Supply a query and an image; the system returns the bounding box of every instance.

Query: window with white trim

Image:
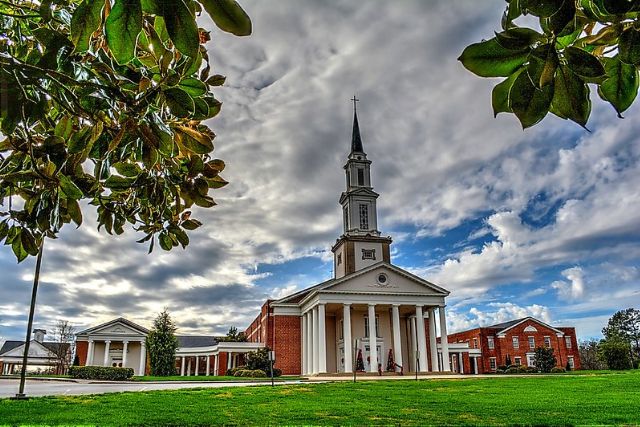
[565,336,572,348]
[512,336,519,349]
[568,356,575,369]
[487,336,495,349]
[489,357,497,371]
[364,315,380,338]
[359,204,369,230]
[514,357,521,366]
[528,336,535,349]
[544,336,551,348]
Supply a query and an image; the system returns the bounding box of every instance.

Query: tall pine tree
[146,309,179,376]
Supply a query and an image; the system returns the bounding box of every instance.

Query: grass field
[133,375,300,382]
[1,370,639,425]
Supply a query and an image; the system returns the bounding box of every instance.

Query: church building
[245,103,468,375]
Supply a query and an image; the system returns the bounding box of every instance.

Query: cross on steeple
[350,95,363,154]
[351,95,359,113]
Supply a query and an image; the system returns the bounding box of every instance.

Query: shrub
[533,347,557,373]
[233,369,266,378]
[598,336,632,370]
[551,367,566,373]
[69,366,134,381]
[497,365,508,371]
[226,367,243,377]
[505,366,526,374]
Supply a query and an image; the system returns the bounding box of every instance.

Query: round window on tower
[377,273,388,285]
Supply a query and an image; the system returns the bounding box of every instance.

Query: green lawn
[133,375,300,382]
[1,370,639,425]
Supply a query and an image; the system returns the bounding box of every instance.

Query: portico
[76,318,149,376]
[175,341,264,376]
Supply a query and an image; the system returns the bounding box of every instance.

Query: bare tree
[50,320,75,375]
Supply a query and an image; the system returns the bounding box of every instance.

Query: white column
[195,356,199,376]
[122,341,129,368]
[318,303,327,374]
[473,357,478,374]
[415,306,427,372]
[459,353,464,374]
[206,355,210,376]
[87,340,94,365]
[214,354,219,376]
[103,340,111,367]
[368,304,378,373]
[391,304,402,373]
[180,356,185,376]
[409,316,416,372]
[226,352,232,371]
[439,306,451,372]
[302,313,308,375]
[139,341,146,376]
[312,306,319,374]
[187,358,191,376]
[428,308,439,372]
[306,312,313,374]
[343,304,352,373]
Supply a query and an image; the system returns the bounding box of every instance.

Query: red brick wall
[273,315,302,375]
[217,352,228,376]
[447,319,581,372]
[76,340,89,366]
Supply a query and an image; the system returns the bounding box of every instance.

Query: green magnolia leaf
[105,0,143,65]
[59,174,84,200]
[163,0,200,58]
[510,68,554,129]
[545,0,576,34]
[178,78,207,97]
[176,126,214,154]
[141,0,162,14]
[21,229,39,256]
[503,0,523,29]
[12,230,29,263]
[458,38,529,78]
[159,231,172,251]
[104,175,135,191]
[523,0,565,17]
[164,88,195,118]
[70,0,104,52]
[619,28,640,66]
[200,0,252,36]
[181,219,202,230]
[67,199,83,227]
[207,75,226,86]
[113,162,142,177]
[599,55,639,117]
[492,68,523,116]
[564,46,606,82]
[495,28,543,50]
[551,65,591,127]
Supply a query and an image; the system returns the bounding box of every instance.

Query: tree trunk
[14,238,44,399]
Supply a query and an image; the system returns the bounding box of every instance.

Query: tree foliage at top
[459,0,640,129]
[533,346,557,372]
[217,326,247,342]
[598,334,633,369]
[146,309,179,376]
[602,308,640,358]
[0,0,252,262]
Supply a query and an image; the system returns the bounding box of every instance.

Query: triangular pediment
[339,187,379,204]
[76,318,148,337]
[1,341,54,358]
[322,263,449,296]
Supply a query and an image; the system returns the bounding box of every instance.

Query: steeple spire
[351,95,364,154]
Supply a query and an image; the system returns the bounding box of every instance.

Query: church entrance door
[363,343,383,372]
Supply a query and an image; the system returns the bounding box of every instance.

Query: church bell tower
[332,97,392,279]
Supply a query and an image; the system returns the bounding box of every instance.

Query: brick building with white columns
[245,103,463,375]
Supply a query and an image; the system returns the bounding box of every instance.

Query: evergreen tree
[355,349,365,371]
[602,308,640,363]
[533,346,557,373]
[146,309,179,376]
[598,336,633,370]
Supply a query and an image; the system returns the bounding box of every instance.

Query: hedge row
[69,366,134,381]
[233,369,267,378]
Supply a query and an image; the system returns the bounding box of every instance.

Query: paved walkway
[0,379,302,398]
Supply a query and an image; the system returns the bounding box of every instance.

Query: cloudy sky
[2,0,639,342]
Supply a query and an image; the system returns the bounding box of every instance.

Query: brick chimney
[33,329,46,343]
